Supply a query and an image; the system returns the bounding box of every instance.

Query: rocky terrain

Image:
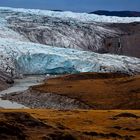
[0,70,13,91]
[0,110,140,140]
[2,73,140,110]
[104,22,140,58]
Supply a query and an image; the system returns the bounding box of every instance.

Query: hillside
[31,73,140,109]
[91,11,140,17]
[0,110,140,140]
[2,73,140,110]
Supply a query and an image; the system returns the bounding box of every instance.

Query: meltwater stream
[0,75,45,109]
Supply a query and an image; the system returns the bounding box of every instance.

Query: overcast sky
[0,0,139,12]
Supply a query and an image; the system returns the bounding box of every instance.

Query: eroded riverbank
[1,73,140,110]
[1,74,89,109]
[0,75,45,109]
[3,72,140,110]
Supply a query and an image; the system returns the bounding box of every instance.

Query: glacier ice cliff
[0,7,140,76]
[0,38,140,75]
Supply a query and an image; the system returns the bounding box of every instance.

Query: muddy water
[0,75,45,109]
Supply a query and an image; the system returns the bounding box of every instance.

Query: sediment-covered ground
[2,73,140,110]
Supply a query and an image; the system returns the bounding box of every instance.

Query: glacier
[0,7,140,76]
[0,38,140,75]
[0,7,120,51]
[0,7,140,23]
[0,7,140,58]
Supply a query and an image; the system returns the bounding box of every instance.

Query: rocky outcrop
[103,22,140,58]
[0,70,14,91]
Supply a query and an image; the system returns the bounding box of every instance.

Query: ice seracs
[0,7,140,57]
[0,7,140,76]
[0,38,140,76]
